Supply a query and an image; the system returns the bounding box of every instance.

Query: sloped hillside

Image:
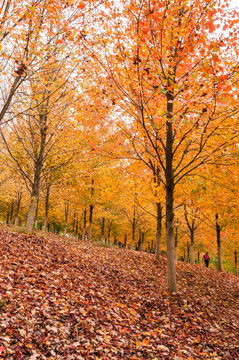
[0,229,238,359]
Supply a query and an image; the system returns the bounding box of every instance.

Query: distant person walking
[202,252,210,267]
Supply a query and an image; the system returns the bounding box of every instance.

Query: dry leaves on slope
[0,229,238,359]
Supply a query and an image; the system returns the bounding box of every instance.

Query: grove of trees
[0,0,239,292]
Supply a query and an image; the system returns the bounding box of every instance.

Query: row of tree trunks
[5,189,233,276]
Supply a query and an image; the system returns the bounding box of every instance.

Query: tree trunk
[26,177,40,233]
[64,201,69,237]
[132,207,136,250]
[141,232,145,250]
[26,113,47,234]
[124,233,127,248]
[174,226,178,261]
[44,185,50,232]
[75,217,78,238]
[187,242,190,263]
[190,225,195,265]
[88,204,94,240]
[151,239,154,253]
[155,202,162,261]
[14,192,22,226]
[82,208,87,240]
[34,196,39,230]
[6,211,9,224]
[107,221,112,245]
[72,210,76,233]
[88,178,94,241]
[165,95,177,292]
[10,201,14,223]
[137,230,141,251]
[101,216,105,242]
[216,213,222,271]
[114,235,117,246]
[235,250,238,276]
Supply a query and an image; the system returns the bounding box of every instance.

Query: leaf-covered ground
[0,229,238,360]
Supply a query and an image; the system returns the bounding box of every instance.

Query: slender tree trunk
[155,202,162,261]
[88,179,94,241]
[187,243,190,263]
[174,226,178,261]
[6,211,9,224]
[107,221,112,245]
[72,211,75,233]
[141,232,145,250]
[198,251,200,263]
[14,192,22,226]
[151,239,154,252]
[190,225,195,265]
[26,113,47,234]
[88,204,94,240]
[34,196,39,230]
[27,194,37,233]
[124,233,127,248]
[64,201,69,237]
[235,250,238,276]
[82,208,87,240]
[75,217,78,238]
[137,230,141,250]
[101,216,105,242]
[165,95,177,292]
[44,185,50,232]
[114,235,117,246]
[26,174,40,233]
[132,207,136,250]
[10,200,14,223]
[216,213,222,271]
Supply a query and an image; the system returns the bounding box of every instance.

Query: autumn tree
[84,0,239,292]
[0,61,81,232]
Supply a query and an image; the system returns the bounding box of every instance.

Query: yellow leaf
[135,341,141,348]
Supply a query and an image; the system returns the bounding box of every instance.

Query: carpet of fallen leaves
[0,229,238,360]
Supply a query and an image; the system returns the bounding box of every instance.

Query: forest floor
[0,228,238,360]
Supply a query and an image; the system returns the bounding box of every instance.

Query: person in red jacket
[202,252,210,267]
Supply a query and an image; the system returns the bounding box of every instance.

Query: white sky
[229,0,239,9]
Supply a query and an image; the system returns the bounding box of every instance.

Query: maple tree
[84,0,239,292]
